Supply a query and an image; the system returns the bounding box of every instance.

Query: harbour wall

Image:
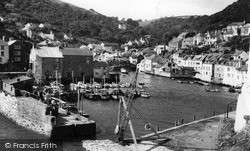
[0,91,54,137]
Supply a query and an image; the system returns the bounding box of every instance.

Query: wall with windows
[0,40,9,64]
[200,63,213,82]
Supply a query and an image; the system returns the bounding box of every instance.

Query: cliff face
[0,92,54,136]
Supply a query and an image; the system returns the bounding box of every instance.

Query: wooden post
[156,126,159,131]
[213,110,215,116]
[193,115,196,121]
[181,118,184,125]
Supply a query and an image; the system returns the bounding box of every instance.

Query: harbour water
[0,72,238,150]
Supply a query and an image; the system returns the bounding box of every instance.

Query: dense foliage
[0,0,144,44]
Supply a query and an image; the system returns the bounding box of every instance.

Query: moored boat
[99,88,111,100]
[120,68,128,74]
[137,82,146,88]
[140,90,151,98]
[204,88,220,93]
[110,88,124,100]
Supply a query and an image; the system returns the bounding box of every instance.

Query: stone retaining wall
[0,91,54,136]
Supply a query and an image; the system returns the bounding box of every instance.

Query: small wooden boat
[121,68,128,74]
[137,82,146,88]
[204,88,220,93]
[229,87,241,93]
[111,88,124,100]
[99,88,110,100]
[140,91,150,98]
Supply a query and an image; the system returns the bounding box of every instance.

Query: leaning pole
[234,43,250,132]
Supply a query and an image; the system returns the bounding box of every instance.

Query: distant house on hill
[193,33,205,45]
[168,38,182,50]
[227,22,245,36]
[39,31,54,40]
[182,37,193,48]
[241,23,250,36]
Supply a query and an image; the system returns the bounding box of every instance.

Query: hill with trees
[144,0,250,44]
[0,0,144,44]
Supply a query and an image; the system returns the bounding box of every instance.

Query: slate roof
[232,50,244,56]
[169,38,182,43]
[228,22,245,27]
[237,65,248,71]
[34,47,63,58]
[3,76,33,85]
[61,47,92,56]
[152,55,165,63]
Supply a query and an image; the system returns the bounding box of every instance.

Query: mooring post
[193,115,196,121]
[181,118,184,125]
[213,110,215,116]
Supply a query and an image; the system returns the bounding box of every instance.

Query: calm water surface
[0,72,238,150]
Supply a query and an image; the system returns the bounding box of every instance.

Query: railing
[174,100,238,127]
[226,100,237,118]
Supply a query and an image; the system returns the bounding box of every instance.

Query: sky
[60,0,237,20]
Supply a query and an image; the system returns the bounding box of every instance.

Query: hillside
[0,0,142,44]
[144,0,250,43]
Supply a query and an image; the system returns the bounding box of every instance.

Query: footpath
[82,111,236,151]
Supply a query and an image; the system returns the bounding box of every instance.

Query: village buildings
[30,46,63,82]
[60,47,93,83]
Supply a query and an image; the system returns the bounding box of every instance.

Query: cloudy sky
[61,0,237,20]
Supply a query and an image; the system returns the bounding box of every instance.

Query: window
[14,51,20,55]
[1,46,4,50]
[1,51,4,56]
[95,72,98,75]
[0,58,2,63]
[55,58,59,62]
[219,74,221,77]
[227,73,230,77]
[86,57,90,64]
[14,45,21,49]
[227,68,230,71]
[14,57,20,61]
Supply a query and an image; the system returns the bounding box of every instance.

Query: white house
[0,39,9,64]
[144,54,156,72]
[192,55,207,79]
[227,22,245,36]
[137,59,146,72]
[223,59,243,86]
[201,53,223,82]
[240,23,250,36]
